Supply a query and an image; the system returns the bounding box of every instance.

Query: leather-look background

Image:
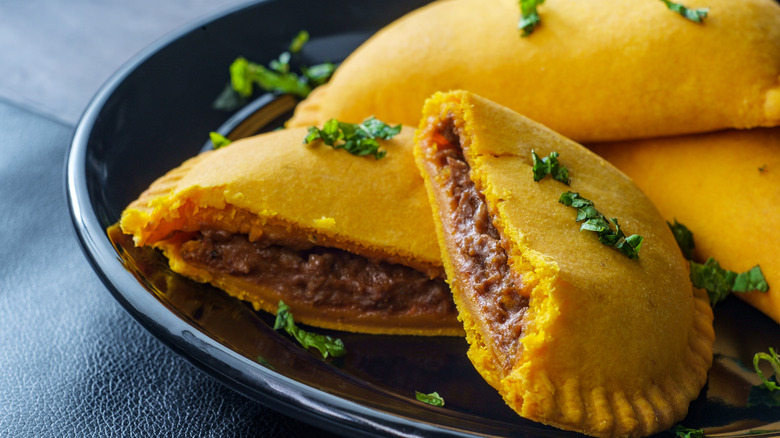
[0,1,337,436]
[0,99,335,438]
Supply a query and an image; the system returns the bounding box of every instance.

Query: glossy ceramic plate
[67,1,780,436]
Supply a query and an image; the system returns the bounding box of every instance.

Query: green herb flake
[671,424,705,438]
[667,219,695,260]
[660,0,709,23]
[667,220,769,304]
[304,117,401,160]
[268,51,291,74]
[415,391,445,407]
[558,191,643,259]
[289,30,309,54]
[748,348,780,407]
[531,150,570,184]
[209,132,232,149]
[754,348,780,391]
[273,301,346,359]
[229,56,254,97]
[690,258,768,306]
[517,0,545,37]
[219,31,334,106]
[230,56,312,98]
[301,63,336,87]
[733,265,769,293]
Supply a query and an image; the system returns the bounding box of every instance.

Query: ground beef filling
[179,229,455,317]
[428,118,529,363]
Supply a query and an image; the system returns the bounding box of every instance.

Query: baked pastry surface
[288,0,780,142]
[120,127,462,336]
[590,128,780,324]
[414,90,714,437]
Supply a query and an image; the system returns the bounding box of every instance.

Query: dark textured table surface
[0,2,337,436]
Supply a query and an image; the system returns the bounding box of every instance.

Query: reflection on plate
[67,1,780,436]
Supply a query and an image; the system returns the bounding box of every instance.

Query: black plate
[67,1,780,436]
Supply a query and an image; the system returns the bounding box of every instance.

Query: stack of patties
[116,0,780,436]
[288,0,780,323]
[118,92,716,437]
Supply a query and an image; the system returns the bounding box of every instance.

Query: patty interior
[423,116,529,367]
[179,228,457,318]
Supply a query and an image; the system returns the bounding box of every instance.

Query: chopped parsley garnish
[517,0,545,36]
[672,425,704,438]
[558,191,643,259]
[748,348,780,407]
[732,266,770,293]
[690,258,768,306]
[531,150,570,184]
[667,219,695,260]
[273,301,346,359]
[754,348,780,391]
[288,29,309,54]
[304,117,401,160]
[415,391,445,407]
[213,30,335,110]
[660,0,709,23]
[667,220,769,305]
[229,55,328,99]
[209,132,232,149]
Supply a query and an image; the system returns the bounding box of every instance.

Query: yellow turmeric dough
[414,90,713,437]
[119,126,463,336]
[590,128,780,324]
[288,0,780,143]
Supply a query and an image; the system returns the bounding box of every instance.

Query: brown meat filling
[179,229,456,317]
[425,117,528,365]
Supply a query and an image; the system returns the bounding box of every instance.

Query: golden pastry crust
[414,90,714,437]
[120,126,463,336]
[289,0,780,142]
[590,128,780,324]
